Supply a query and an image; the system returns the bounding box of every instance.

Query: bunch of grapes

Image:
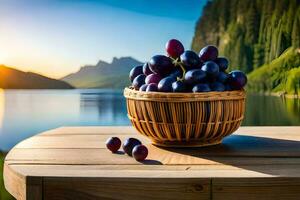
[129,39,247,93]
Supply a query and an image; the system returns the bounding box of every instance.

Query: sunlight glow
[0,0,204,78]
[0,89,5,130]
[0,50,8,64]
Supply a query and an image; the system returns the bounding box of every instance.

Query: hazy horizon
[0,0,207,79]
[1,55,143,79]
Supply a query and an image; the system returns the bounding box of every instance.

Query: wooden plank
[39,126,300,136]
[26,177,43,200]
[15,131,300,147]
[3,163,26,200]
[43,177,210,200]
[5,147,300,167]
[212,178,300,200]
[12,133,300,157]
[3,163,43,200]
[235,126,300,135]
[7,164,300,178]
[40,126,138,135]
[5,162,300,200]
[14,134,149,149]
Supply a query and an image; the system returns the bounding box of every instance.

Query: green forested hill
[192,0,300,95]
[248,48,300,95]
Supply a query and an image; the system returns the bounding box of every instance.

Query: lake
[0,89,299,151]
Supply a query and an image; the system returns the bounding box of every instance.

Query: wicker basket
[124,87,246,147]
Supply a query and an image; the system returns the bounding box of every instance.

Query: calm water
[0,89,299,151]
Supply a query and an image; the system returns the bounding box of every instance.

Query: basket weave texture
[124,87,246,147]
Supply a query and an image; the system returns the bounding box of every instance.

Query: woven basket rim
[124,87,246,101]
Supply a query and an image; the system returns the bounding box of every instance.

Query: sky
[0,0,207,78]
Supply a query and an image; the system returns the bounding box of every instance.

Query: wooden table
[3,126,300,200]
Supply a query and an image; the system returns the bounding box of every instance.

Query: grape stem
[171,58,186,82]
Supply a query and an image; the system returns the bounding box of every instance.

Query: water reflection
[0,89,4,129]
[80,91,128,125]
[243,94,300,126]
[0,89,299,151]
[284,97,300,123]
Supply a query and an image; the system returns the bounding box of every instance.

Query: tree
[292,10,300,48]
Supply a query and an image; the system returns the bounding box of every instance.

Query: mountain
[192,0,300,95]
[0,65,74,89]
[62,57,143,88]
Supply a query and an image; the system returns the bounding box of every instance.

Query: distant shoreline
[269,92,299,99]
[249,91,299,99]
[0,88,299,99]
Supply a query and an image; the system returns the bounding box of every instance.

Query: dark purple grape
[201,61,219,78]
[172,81,187,92]
[184,85,194,92]
[215,57,229,71]
[199,45,218,62]
[228,70,247,90]
[184,69,206,85]
[149,55,174,76]
[145,73,162,84]
[169,68,183,79]
[123,138,142,156]
[132,74,146,90]
[146,83,158,92]
[139,84,148,91]
[106,137,121,153]
[143,62,152,75]
[216,72,229,83]
[180,50,201,70]
[129,65,143,82]
[132,144,148,161]
[192,84,211,92]
[224,84,233,91]
[165,39,184,58]
[158,76,176,92]
[210,82,225,92]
